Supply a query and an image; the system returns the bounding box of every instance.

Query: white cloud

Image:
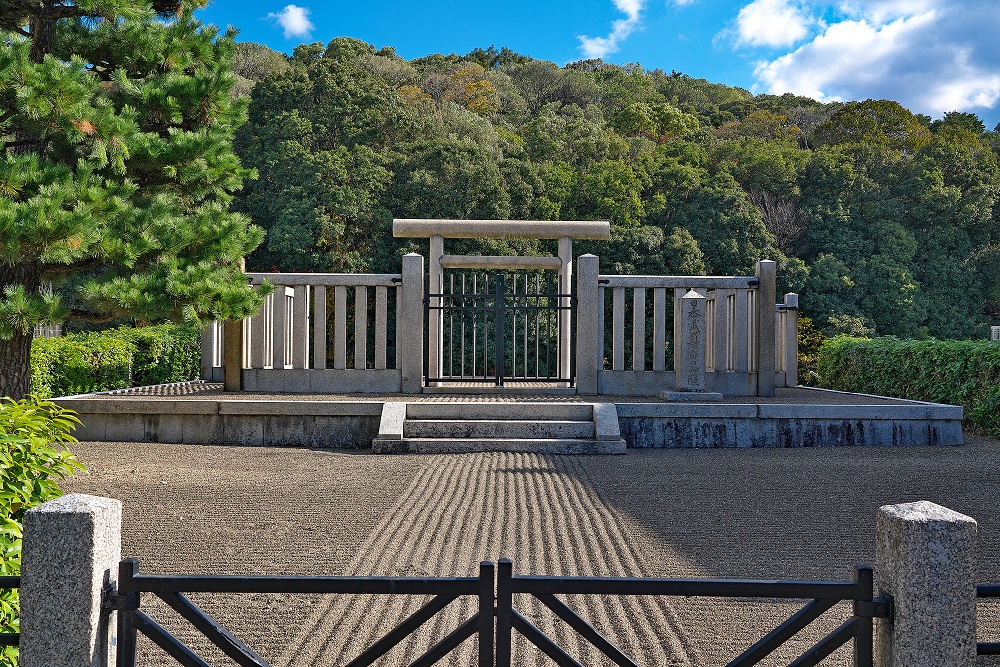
[266,4,315,39]
[751,0,1000,119]
[733,0,813,47]
[578,0,646,59]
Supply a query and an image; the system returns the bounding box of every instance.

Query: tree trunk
[0,264,41,400]
[0,332,33,399]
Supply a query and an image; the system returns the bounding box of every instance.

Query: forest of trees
[232,39,1000,340]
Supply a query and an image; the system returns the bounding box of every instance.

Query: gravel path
[61,433,1000,666]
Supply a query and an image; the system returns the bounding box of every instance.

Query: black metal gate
[104,558,888,667]
[425,271,574,386]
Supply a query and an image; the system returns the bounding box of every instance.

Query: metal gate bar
[0,575,20,649]
[979,584,1000,655]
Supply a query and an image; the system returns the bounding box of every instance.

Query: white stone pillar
[676,290,707,392]
[428,234,444,382]
[575,254,600,394]
[400,253,425,393]
[992,325,1000,341]
[20,494,122,667]
[875,501,978,667]
[557,236,573,380]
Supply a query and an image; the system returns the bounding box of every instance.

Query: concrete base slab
[55,382,965,450]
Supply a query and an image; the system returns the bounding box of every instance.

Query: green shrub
[797,316,827,387]
[0,397,86,667]
[30,323,201,398]
[818,337,1000,435]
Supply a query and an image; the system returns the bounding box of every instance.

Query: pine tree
[0,0,265,398]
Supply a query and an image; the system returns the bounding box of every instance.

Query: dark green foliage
[232,39,1000,340]
[29,323,200,398]
[0,396,86,667]
[1,0,266,399]
[817,337,1000,435]
[796,316,826,386]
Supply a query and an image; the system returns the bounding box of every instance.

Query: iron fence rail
[9,564,1000,661]
[0,575,19,648]
[106,558,886,667]
[978,584,1000,655]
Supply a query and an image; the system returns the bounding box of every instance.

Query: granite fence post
[575,254,600,395]
[875,501,978,667]
[400,252,425,393]
[20,493,122,667]
[755,259,777,397]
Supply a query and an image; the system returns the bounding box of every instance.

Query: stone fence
[202,255,799,397]
[17,494,981,667]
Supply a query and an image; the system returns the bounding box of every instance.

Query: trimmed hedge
[818,337,1000,436]
[30,323,201,398]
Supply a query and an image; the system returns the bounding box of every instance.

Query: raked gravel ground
[61,433,1000,666]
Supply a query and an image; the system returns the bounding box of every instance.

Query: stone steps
[404,419,595,440]
[372,402,626,454]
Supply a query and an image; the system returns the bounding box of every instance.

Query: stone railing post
[781,293,798,387]
[223,259,248,391]
[676,290,707,392]
[875,501,978,667]
[400,253,425,393]
[575,254,600,395]
[755,260,776,397]
[992,325,1000,341]
[223,318,243,391]
[20,493,122,667]
[557,236,573,380]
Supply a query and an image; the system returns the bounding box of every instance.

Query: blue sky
[196,0,1000,128]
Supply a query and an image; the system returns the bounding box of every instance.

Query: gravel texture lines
[60,433,1000,666]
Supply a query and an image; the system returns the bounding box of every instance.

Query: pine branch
[41,258,107,279]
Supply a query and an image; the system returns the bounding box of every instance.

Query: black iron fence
[979,584,1000,655]
[0,575,19,649]
[109,558,494,667]
[104,558,890,667]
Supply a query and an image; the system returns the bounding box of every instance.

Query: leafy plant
[818,337,1000,435]
[0,397,86,667]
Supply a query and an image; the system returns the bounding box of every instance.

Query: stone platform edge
[53,383,965,448]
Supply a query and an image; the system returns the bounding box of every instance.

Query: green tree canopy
[0,0,264,398]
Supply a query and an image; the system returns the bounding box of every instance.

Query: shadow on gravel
[564,433,1000,582]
